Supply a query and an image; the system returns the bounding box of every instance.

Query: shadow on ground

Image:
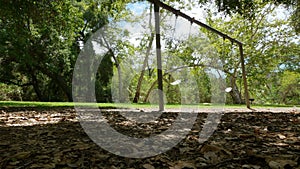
[0,107,299,168]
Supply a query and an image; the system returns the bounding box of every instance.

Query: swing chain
[172,15,178,38]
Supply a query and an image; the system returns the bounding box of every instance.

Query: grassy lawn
[0,101,297,109]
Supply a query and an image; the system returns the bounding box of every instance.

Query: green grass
[0,101,198,109]
[0,101,226,108]
[0,101,74,107]
[0,101,113,108]
[249,104,298,108]
[224,103,298,108]
[0,101,298,109]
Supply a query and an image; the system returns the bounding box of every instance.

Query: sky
[126,1,207,21]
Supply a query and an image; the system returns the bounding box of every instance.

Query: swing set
[148,0,251,110]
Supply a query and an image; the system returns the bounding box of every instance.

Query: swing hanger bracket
[189,17,195,25]
[175,9,180,17]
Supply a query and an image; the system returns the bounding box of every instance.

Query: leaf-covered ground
[0,107,299,169]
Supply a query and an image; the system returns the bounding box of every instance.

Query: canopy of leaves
[200,2,299,104]
[0,0,129,101]
[194,0,299,33]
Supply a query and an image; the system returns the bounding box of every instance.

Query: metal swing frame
[149,0,251,110]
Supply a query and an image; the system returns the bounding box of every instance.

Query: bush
[0,83,23,101]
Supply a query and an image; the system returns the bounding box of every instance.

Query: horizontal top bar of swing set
[147,0,243,46]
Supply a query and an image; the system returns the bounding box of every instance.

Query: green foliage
[195,0,299,33]
[0,83,22,101]
[95,53,114,102]
[201,2,299,104]
[192,68,212,103]
[279,71,300,104]
[0,0,81,101]
[1,0,298,106]
[0,0,129,102]
[198,0,295,15]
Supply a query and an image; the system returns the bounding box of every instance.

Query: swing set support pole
[148,0,251,109]
[239,44,250,108]
[154,3,164,111]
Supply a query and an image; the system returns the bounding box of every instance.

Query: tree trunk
[229,76,243,104]
[30,72,46,102]
[133,4,154,103]
[55,75,73,102]
[36,65,73,102]
[100,34,124,102]
[116,64,124,102]
[144,80,157,103]
[133,33,155,103]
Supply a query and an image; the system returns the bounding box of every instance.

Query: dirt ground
[0,107,299,169]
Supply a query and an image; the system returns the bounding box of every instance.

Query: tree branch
[250,4,276,40]
[0,79,32,87]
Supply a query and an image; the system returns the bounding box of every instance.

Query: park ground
[0,103,299,168]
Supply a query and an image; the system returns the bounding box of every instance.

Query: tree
[0,0,129,101]
[196,0,299,33]
[279,71,300,104]
[0,0,80,101]
[133,4,155,103]
[201,2,299,104]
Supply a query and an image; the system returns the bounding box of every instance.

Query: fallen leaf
[169,160,196,169]
[277,134,286,139]
[143,164,155,169]
[12,151,31,159]
[242,164,261,169]
[268,160,297,169]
